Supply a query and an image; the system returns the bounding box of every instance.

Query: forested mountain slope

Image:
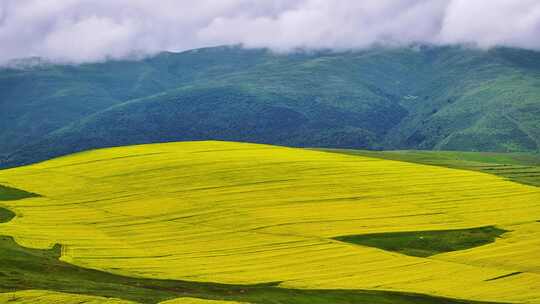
[1,46,539,167]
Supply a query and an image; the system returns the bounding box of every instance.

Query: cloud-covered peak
[2,0,540,64]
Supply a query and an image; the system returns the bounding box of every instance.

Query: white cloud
[439,0,540,49]
[1,0,539,64]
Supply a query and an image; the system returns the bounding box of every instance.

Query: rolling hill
[1,45,540,168]
[316,149,540,187]
[1,141,539,303]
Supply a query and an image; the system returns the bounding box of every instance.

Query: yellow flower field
[0,141,539,303]
[0,290,243,304]
[0,290,134,303]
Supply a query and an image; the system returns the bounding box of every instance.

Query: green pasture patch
[335,226,507,257]
[0,185,41,201]
[0,207,15,223]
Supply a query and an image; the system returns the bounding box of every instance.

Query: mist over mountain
[1,45,539,168]
[2,0,540,65]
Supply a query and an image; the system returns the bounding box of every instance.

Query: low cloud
[1,0,540,64]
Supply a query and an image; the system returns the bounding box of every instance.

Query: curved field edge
[0,205,506,304]
[0,141,539,303]
[314,149,540,187]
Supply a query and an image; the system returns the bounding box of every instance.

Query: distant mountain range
[1,45,539,168]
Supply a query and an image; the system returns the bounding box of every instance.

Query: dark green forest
[1,45,539,168]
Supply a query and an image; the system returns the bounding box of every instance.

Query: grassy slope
[1,141,539,303]
[2,46,540,168]
[315,149,540,186]
[385,48,540,152]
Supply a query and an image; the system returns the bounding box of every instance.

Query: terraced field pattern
[1,141,539,303]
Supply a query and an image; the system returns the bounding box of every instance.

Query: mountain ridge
[1,45,539,168]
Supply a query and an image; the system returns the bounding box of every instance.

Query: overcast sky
[1,0,540,64]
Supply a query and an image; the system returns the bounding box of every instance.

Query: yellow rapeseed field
[0,141,539,303]
[0,290,134,303]
[0,291,243,304]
